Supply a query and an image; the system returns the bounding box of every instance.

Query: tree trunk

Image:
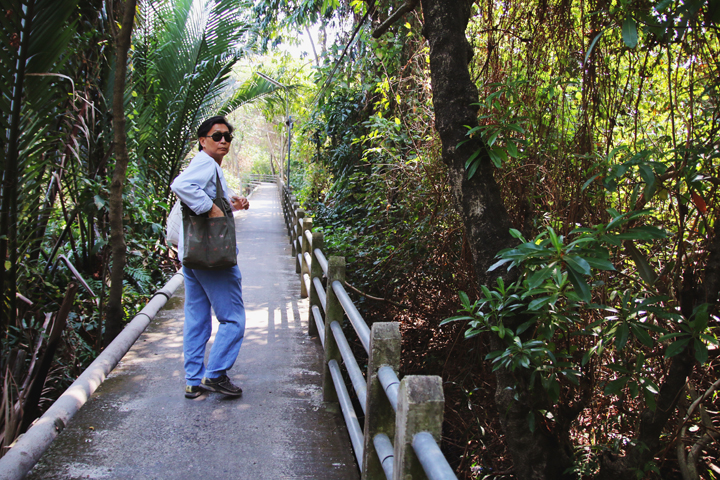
[104,0,137,347]
[0,0,36,340]
[419,0,574,477]
[419,0,515,284]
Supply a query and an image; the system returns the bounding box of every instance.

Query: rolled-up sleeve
[170,153,216,215]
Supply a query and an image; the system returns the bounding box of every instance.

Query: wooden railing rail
[277,181,457,480]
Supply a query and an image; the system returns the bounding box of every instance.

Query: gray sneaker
[185,385,204,399]
[201,375,243,397]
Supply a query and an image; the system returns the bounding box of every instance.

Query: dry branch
[372,0,419,38]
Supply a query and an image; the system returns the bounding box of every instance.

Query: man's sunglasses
[203,132,233,142]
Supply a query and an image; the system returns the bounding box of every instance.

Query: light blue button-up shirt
[170,150,235,259]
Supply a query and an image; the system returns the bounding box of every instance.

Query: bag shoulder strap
[214,169,225,201]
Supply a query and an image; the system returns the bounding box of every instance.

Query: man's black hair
[197,116,234,151]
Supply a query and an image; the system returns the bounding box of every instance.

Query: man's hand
[208,204,224,218]
[230,195,249,211]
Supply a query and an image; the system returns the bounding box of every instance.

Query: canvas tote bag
[181,171,237,270]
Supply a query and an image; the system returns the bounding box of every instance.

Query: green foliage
[463,79,529,176]
[128,0,279,201]
[266,0,719,473]
[445,210,718,456]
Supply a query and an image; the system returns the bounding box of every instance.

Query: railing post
[283,188,292,235]
[322,256,345,402]
[282,187,292,235]
[362,322,401,480]
[393,376,445,480]
[300,218,313,298]
[308,231,324,336]
[293,208,304,262]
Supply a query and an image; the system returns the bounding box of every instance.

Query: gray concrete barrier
[0,272,185,480]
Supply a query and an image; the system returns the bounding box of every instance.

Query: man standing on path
[171,116,250,399]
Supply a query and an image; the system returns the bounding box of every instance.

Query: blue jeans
[182,265,245,386]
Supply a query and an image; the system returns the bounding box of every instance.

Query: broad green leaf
[600,234,623,246]
[644,387,657,410]
[604,376,629,395]
[467,159,481,179]
[624,241,658,285]
[635,352,645,372]
[486,131,499,147]
[488,149,502,168]
[694,339,708,364]
[690,304,709,331]
[606,211,627,230]
[567,266,591,302]
[485,350,503,360]
[465,329,481,339]
[528,296,553,311]
[608,362,632,374]
[584,257,616,271]
[615,322,630,350]
[564,255,591,276]
[516,319,537,335]
[658,332,685,342]
[641,378,660,395]
[630,323,654,348]
[665,338,690,358]
[582,173,602,191]
[509,228,526,241]
[465,149,481,169]
[638,164,655,187]
[584,28,607,65]
[639,164,656,200]
[440,315,474,325]
[622,17,638,48]
[528,266,554,289]
[563,370,580,386]
[547,378,560,403]
[488,258,511,272]
[615,226,667,241]
[507,141,519,158]
[548,227,562,253]
[699,334,719,345]
[492,146,508,163]
[94,195,106,210]
[527,411,536,432]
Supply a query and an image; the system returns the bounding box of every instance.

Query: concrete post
[322,256,345,403]
[293,208,304,261]
[300,218,313,298]
[362,323,401,480]
[308,231,324,336]
[393,376,445,480]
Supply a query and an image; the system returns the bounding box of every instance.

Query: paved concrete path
[27,184,359,480]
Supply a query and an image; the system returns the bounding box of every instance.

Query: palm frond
[129,0,265,197]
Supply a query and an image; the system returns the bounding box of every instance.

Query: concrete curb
[0,272,185,480]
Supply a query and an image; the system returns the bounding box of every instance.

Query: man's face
[199,123,232,163]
